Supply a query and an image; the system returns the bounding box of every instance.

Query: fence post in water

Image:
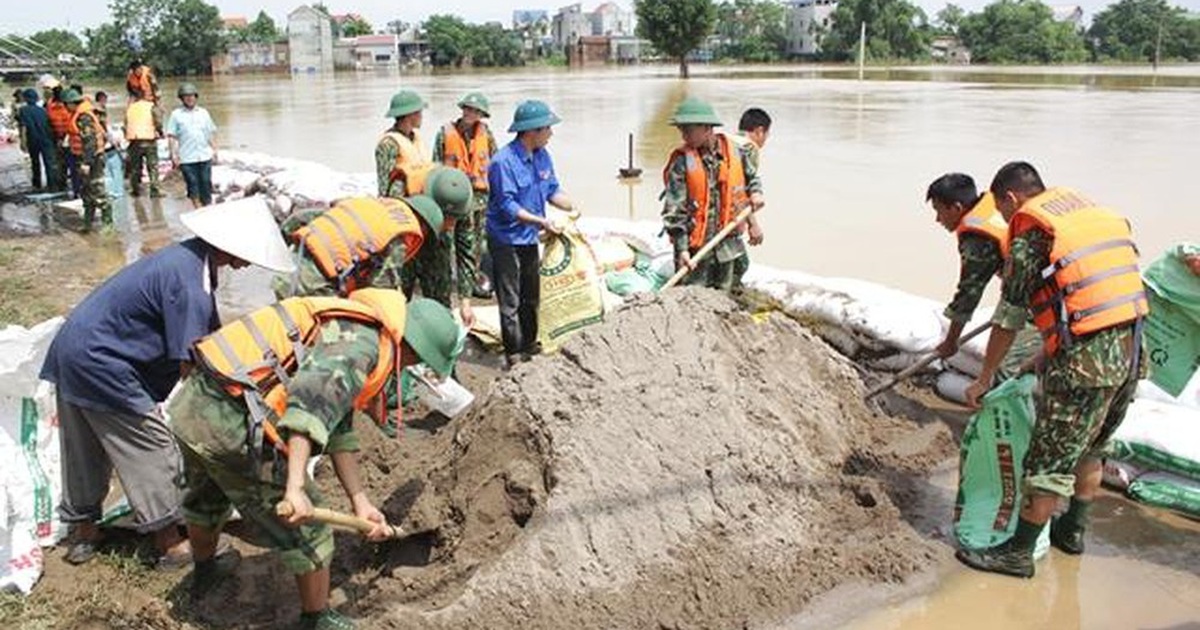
[618,132,642,179]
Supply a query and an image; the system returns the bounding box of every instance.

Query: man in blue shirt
[40,197,293,568]
[486,100,576,366]
[15,88,58,191]
[166,82,218,208]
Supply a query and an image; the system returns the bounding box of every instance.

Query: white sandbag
[1136,372,1200,411]
[1102,459,1143,491]
[743,265,947,356]
[590,237,636,274]
[576,217,671,258]
[936,369,975,405]
[1108,397,1200,481]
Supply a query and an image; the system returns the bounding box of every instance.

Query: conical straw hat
[179,196,295,273]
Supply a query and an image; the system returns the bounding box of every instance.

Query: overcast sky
[5,0,1199,34]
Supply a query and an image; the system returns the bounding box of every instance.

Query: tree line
[636,0,1200,74]
[17,0,1200,77]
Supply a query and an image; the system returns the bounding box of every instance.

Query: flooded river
[90,63,1200,303]
[25,64,1200,628]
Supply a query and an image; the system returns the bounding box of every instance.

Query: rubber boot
[956,518,1041,578]
[1050,497,1091,555]
[299,608,356,630]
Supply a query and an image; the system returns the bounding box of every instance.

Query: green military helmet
[423,167,472,219]
[669,97,722,127]
[405,195,445,234]
[508,99,561,133]
[386,90,426,119]
[457,91,490,117]
[177,82,199,98]
[404,297,461,377]
[61,88,84,104]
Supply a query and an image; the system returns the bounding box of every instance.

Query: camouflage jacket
[993,228,1144,389]
[945,232,1005,323]
[77,109,104,161]
[661,138,763,262]
[275,319,392,453]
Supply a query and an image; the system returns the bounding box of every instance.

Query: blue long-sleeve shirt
[485,139,560,246]
[17,102,53,147]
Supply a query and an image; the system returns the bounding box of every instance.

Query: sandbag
[537,225,605,351]
[1126,471,1200,518]
[1108,397,1200,481]
[590,237,636,274]
[953,374,1049,557]
[605,267,658,296]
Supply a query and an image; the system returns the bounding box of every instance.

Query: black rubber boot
[1050,497,1091,555]
[956,518,1041,578]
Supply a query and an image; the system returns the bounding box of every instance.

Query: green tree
[89,0,225,75]
[341,15,374,37]
[934,3,965,34]
[958,0,1087,63]
[424,14,475,67]
[30,29,86,57]
[715,0,789,62]
[470,23,524,66]
[635,0,718,77]
[1088,0,1199,62]
[821,0,931,61]
[246,10,280,44]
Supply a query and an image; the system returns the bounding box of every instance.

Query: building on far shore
[212,42,290,74]
[785,0,837,57]
[287,4,334,73]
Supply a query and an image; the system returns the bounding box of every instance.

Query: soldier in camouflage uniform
[433,92,499,299]
[398,168,476,327]
[729,108,772,287]
[959,162,1147,579]
[661,98,764,293]
[169,296,459,630]
[272,195,451,300]
[62,89,112,231]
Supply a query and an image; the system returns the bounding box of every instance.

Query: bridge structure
[0,33,92,82]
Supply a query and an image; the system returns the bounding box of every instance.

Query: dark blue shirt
[16,103,52,147]
[40,239,220,415]
[486,139,560,246]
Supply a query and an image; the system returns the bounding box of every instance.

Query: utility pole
[857,21,866,81]
[1153,17,1164,72]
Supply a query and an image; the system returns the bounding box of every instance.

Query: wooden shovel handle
[275,501,399,539]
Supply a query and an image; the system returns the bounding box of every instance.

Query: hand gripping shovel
[275,501,434,540]
[863,322,992,400]
[659,206,755,292]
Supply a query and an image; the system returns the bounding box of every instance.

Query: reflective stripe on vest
[954,192,1010,260]
[68,100,106,157]
[125,100,156,140]
[293,197,425,292]
[662,133,748,250]
[441,122,491,191]
[381,131,433,197]
[192,289,408,439]
[1011,187,1148,355]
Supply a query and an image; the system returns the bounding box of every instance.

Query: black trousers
[489,238,540,357]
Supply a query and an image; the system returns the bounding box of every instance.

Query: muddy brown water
[5,65,1198,627]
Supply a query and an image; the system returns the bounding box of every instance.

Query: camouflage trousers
[127,139,160,196]
[402,232,454,307]
[80,155,112,230]
[452,191,487,289]
[1024,332,1143,499]
[679,252,750,294]
[168,373,334,575]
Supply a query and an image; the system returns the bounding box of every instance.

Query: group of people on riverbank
[23,68,1191,629]
[7,60,217,231]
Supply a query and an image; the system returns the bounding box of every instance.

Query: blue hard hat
[508,99,561,133]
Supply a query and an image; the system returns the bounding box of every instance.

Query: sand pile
[308,288,954,629]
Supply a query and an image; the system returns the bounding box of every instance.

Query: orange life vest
[1010,187,1148,356]
[663,133,749,250]
[126,65,154,99]
[192,289,407,451]
[381,131,434,197]
[47,100,72,139]
[125,100,157,141]
[441,121,492,191]
[68,100,106,158]
[292,197,426,293]
[955,192,1010,260]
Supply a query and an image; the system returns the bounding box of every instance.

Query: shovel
[659,206,754,292]
[863,322,993,400]
[275,501,433,540]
